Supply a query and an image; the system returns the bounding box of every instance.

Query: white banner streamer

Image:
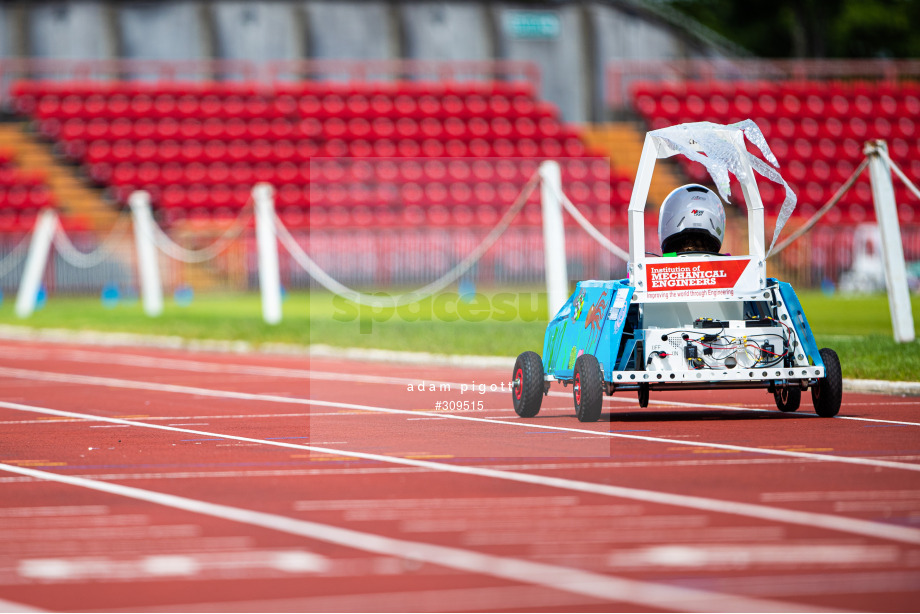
[650,120,797,255]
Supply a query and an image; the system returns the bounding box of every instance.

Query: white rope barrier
[556,190,630,261]
[768,157,870,257]
[877,147,920,203]
[51,214,131,269]
[275,173,541,308]
[0,233,32,278]
[152,203,253,263]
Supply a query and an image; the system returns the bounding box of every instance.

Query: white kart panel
[633,255,764,302]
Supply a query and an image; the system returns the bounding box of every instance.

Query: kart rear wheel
[774,386,801,412]
[812,348,842,417]
[638,383,650,408]
[574,354,604,423]
[512,351,544,418]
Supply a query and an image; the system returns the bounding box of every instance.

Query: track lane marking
[0,413,339,425]
[1,345,917,427]
[0,462,827,613]
[0,457,832,484]
[105,585,613,613]
[0,598,44,613]
[3,400,920,547]
[0,366,917,474]
[598,395,920,427]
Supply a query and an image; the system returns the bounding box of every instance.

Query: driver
[658,184,726,255]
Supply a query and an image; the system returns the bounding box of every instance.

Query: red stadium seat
[5,78,612,228]
[423,159,447,181]
[446,160,471,181]
[841,138,862,160]
[895,117,916,139]
[792,138,813,160]
[491,139,513,157]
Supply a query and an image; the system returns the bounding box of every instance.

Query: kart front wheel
[812,348,842,417]
[512,351,544,418]
[573,354,604,423]
[638,383,650,408]
[774,386,801,412]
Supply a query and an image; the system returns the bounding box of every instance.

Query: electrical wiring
[659,325,789,370]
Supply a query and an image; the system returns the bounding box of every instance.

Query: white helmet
[658,184,726,254]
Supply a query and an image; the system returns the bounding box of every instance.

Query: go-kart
[511,121,842,421]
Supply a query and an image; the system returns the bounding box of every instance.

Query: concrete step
[0,122,118,232]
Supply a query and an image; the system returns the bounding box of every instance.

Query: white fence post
[129,190,163,317]
[253,183,282,325]
[14,209,57,318]
[539,161,569,319]
[865,140,915,343]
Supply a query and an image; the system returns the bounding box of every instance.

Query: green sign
[504,11,561,40]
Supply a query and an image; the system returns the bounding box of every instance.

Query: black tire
[812,347,843,417]
[573,354,604,422]
[512,351,544,418]
[638,383,649,408]
[774,386,801,412]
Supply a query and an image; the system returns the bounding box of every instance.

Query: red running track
[0,338,919,612]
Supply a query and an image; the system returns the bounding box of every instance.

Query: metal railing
[606,58,920,114]
[0,57,541,110]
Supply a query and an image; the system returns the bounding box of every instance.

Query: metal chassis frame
[541,123,828,396]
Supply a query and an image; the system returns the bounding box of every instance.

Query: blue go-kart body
[510,122,843,422]
[542,277,823,385]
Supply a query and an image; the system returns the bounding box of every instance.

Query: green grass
[0,293,311,346]
[0,289,918,381]
[799,293,920,381]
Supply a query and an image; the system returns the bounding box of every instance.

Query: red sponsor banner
[646,259,750,292]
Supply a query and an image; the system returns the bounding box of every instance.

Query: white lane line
[819,415,920,427]
[0,458,820,485]
[15,549,329,581]
[677,570,920,599]
[0,413,330,425]
[0,463,825,614]
[0,366,917,474]
[3,400,920,547]
[2,345,916,427]
[600,394,920,427]
[0,345,318,380]
[605,544,900,569]
[120,585,612,613]
[0,598,44,613]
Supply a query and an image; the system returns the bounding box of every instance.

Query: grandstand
[599,58,920,287]
[621,64,920,224]
[4,8,920,614]
[0,1,917,302]
[10,76,628,230]
[0,143,54,231]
